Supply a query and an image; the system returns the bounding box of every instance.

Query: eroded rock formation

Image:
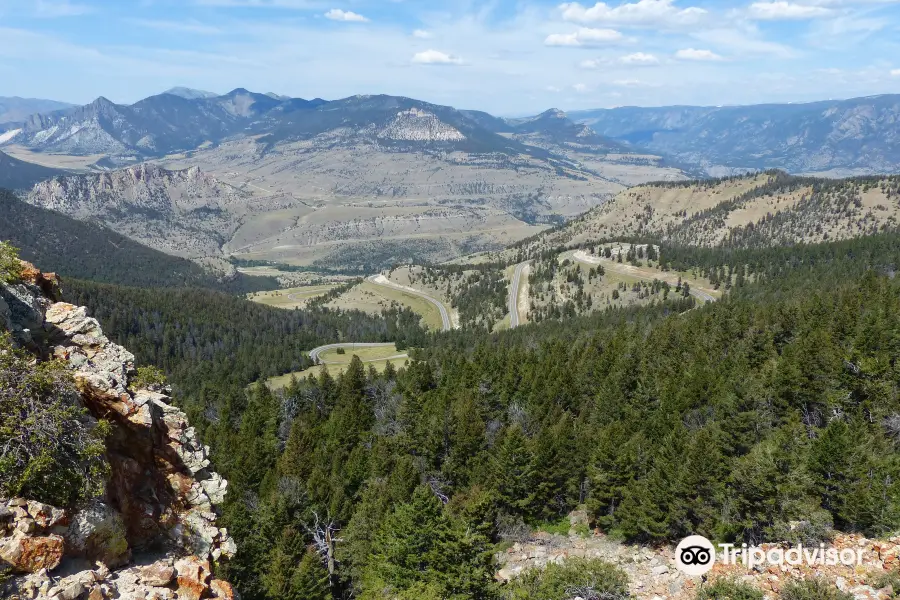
[1,263,236,600]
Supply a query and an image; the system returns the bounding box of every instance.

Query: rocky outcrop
[1,262,236,599]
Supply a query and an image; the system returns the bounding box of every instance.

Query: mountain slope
[0,95,72,124]
[25,163,253,258]
[164,86,218,99]
[571,95,900,175]
[508,108,629,153]
[0,188,275,291]
[0,149,63,189]
[495,171,900,259]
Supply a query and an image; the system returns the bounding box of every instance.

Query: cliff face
[1,264,237,600]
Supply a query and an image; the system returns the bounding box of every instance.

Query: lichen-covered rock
[1,264,236,598]
[0,530,64,573]
[139,559,175,587]
[174,556,212,600]
[65,501,130,568]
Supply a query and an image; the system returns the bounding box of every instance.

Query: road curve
[572,250,718,304]
[309,342,408,365]
[367,275,452,332]
[508,262,529,329]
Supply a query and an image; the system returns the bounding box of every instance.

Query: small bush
[0,333,109,507]
[869,570,900,594]
[696,578,763,600]
[536,516,590,537]
[336,347,346,355]
[0,241,23,283]
[130,365,168,391]
[780,579,854,600]
[503,558,629,600]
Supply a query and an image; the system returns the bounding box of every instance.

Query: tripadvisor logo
[675,535,716,576]
[673,535,866,576]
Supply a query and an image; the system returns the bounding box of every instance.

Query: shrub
[503,558,629,600]
[696,578,763,600]
[130,365,168,392]
[869,570,900,594]
[0,241,23,283]
[0,333,109,507]
[780,579,854,600]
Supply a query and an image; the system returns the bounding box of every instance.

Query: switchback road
[309,342,408,364]
[508,262,530,329]
[367,274,452,332]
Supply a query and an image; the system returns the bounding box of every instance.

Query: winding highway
[508,262,530,329]
[367,274,452,332]
[572,251,717,304]
[309,342,408,365]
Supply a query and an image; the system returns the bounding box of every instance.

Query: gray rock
[65,501,130,568]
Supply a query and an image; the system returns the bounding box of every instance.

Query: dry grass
[3,145,107,171]
[267,344,408,388]
[247,285,338,309]
[326,281,444,330]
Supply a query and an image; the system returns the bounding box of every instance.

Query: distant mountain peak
[539,108,568,119]
[163,87,218,100]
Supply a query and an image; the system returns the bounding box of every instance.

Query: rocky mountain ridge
[571,95,900,176]
[0,91,629,166]
[1,263,236,599]
[26,164,251,259]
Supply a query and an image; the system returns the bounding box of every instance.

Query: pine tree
[290,548,331,600]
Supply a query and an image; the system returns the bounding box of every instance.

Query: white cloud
[412,29,433,39]
[559,0,707,27]
[620,52,659,65]
[747,1,834,20]
[675,48,724,61]
[892,69,900,77]
[546,85,562,92]
[412,49,463,65]
[545,27,624,47]
[324,9,368,22]
[573,83,589,92]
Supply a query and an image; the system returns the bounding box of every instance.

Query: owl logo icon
[675,535,716,576]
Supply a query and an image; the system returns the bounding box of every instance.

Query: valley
[7,80,900,600]
[1,89,687,270]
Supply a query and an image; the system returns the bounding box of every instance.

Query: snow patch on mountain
[0,128,22,144]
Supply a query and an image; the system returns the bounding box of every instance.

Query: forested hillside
[69,228,900,600]
[496,172,900,263]
[64,280,429,406]
[0,189,276,292]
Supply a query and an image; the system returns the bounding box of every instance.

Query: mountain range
[0,89,626,164]
[6,89,900,176]
[0,95,73,124]
[571,94,900,176]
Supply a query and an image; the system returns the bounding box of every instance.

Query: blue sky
[1,0,899,115]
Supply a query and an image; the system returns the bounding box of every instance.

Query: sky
[0,0,899,115]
